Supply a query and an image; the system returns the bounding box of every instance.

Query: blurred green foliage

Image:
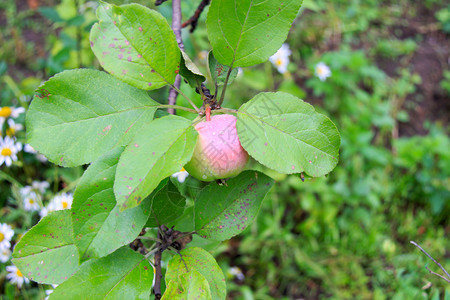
[0,0,449,299]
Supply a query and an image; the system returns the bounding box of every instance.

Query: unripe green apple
[184,114,249,181]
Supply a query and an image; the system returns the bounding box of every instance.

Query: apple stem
[205,104,211,121]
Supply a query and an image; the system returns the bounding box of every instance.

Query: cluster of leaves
[1,0,449,299]
[11,0,341,298]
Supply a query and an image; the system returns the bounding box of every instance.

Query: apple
[184,114,249,181]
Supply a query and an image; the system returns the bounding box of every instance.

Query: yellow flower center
[317,67,324,75]
[6,127,15,137]
[1,148,12,156]
[275,58,283,66]
[16,269,23,277]
[180,167,186,172]
[0,232,4,242]
[0,107,12,118]
[62,201,69,209]
[29,198,35,204]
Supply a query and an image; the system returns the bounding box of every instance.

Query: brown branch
[182,0,210,33]
[155,0,168,6]
[153,227,164,299]
[410,240,450,283]
[167,0,185,115]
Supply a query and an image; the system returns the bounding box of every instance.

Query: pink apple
[184,114,249,181]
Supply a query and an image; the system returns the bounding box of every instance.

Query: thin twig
[157,104,197,113]
[182,0,210,32]
[218,66,233,107]
[211,107,238,114]
[410,241,450,283]
[167,0,184,115]
[137,236,162,242]
[169,83,201,113]
[153,226,164,299]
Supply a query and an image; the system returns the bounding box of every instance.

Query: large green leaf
[195,171,274,241]
[237,92,340,177]
[12,210,79,285]
[49,247,153,299]
[27,69,158,167]
[114,115,198,210]
[146,181,186,227]
[163,269,212,300]
[90,1,180,90]
[165,247,226,300]
[72,147,151,262]
[206,0,303,67]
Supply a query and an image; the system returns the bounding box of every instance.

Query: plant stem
[169,84,201,113]
[0,170,22,186]
[211,107,238,114]
[167,0,184,115]
[144,246,159,259]
[157,104,196,113]
[153,226,164,299]
[410,241,450,283]
[218,66,234,107]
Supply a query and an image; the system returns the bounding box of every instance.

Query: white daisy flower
[315,62,331,81]
[20,186,32,198]
[269,43,292,74]
[0,223,14,251]
[32,181,50,194]
[45,284,58,300]
[23,191,41,211]
[24,144,48,163]
[40,193,73,218]
[0,247,11,263]
[6,265,29,288]
[6,119,23,137]
[53,193,73,210]
[229,266,245,281]
[171,168,189,183]
[0,107,25,123]
[0,136,22,167]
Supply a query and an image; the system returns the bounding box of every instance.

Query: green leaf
[38,7,63,22]
[49,247,153,299]
[146,181,186,227]
[90,1,180,90]
[12,210,79,285]
[179,51,206,88]
[114,115,198,210]
[195,171,274,241]
[163,269,212,300]
[208,50,238,86]
[170,176,205,200]
[72,147,152,262]
[206,0,302,67]
[27,69,158,167]
[237,92,340,177]
[165,247,226,300]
